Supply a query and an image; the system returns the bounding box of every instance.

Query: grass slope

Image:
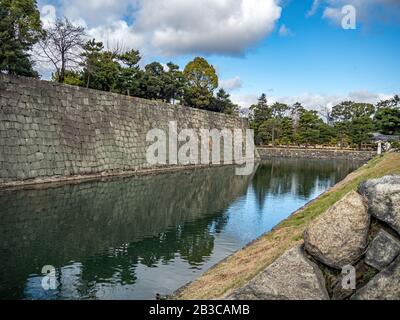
[174,152,400,300]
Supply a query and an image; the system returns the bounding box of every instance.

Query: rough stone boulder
[359,175,400,235]
[304,191,370,269]
[352,255,400,300]
[365,229,400,271]
[229,245,329,300]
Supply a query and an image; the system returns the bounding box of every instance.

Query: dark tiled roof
[372,133,400,142]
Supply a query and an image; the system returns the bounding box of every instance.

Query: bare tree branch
[35,17,86,83]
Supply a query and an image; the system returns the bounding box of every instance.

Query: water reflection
[0,158,362,300]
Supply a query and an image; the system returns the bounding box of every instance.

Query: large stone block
[304,191,370,269]
[352,255,400,300]
[0,74,250,184]
[365,229,400,271]
[359,175,400,235]
[229,245,329,300]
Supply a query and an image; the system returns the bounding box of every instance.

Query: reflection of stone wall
[0,74,249,185]
[258,147,375,161]
[0,165,253,289]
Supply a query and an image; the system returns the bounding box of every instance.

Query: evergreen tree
[163,62,186,104]
[115,49,142,96]
[250,94,271,144]
[375,107,400,135]
[350,116,373,147]
[0,0,43,77]
[89,51,120,92]
[210,89,239,115]
[141,62,165,100]
[297,110,323,146]
[279,117,294,145]
[81,39,104,88]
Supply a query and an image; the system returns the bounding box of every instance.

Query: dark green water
[0,158,362,300]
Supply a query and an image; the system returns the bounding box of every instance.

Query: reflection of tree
[0,165,251,299]
[72,210,229,297]
[251,164,274,210]
[251,158,362,210]
[177,218,216,265]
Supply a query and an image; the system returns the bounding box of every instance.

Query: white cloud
[88,21,145,52]
[230,93,259,109]
[220,76,243,92]
[136,0,282,55]
[322,7,343,25]
[306,0,321,17]
[60,0,134,26]
[278,24,294,36]
[40,5,56,28]
[230,91,395,111]
[307,0,400,26]
[277,91,394,111]
[39,0,282,56]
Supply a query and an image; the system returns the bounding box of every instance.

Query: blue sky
[36,0,400,109]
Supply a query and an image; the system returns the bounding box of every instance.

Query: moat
[0,158,363,300]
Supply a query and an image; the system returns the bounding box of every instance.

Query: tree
[297,110,323,146]
[279,117,294,145]
[89,51,120,92]
[51,70,83,86]
[116,49,142,96]
[377,95,399,110]
[115,49,142,96]
[250,94,270,123]
[331,101,375,122]
[290,102,305,141]
[267,102,289,145]
[318,122,336,145]
[37,17,86,83]
[0,0,43,76]
[183,57,218,109]
[163,62,186,104]
[374,95,400,135]
[330,101,375,147]
[262,118,281,146]
[81,39,104,88]
[375,107,400,135]
[291,102,305,124]
[349,116,373,147]
[209,89,238,115]
[141,62,165,100]
[250,94,271,144]
[250,99,290,145]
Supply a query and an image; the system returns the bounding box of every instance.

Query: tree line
[1,0,399,148]
[0,1,238,115]
[250,94,400,148]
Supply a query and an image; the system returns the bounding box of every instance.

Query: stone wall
[0,74,250,186]
[257,147,375,161]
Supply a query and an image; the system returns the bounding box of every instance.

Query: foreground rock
[365,229,400,271]
[304,191,370,269]
[229,245,329,300]
[352,255,400,300]
[359,175,400,235]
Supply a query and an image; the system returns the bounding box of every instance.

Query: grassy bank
[173,152,400,300]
